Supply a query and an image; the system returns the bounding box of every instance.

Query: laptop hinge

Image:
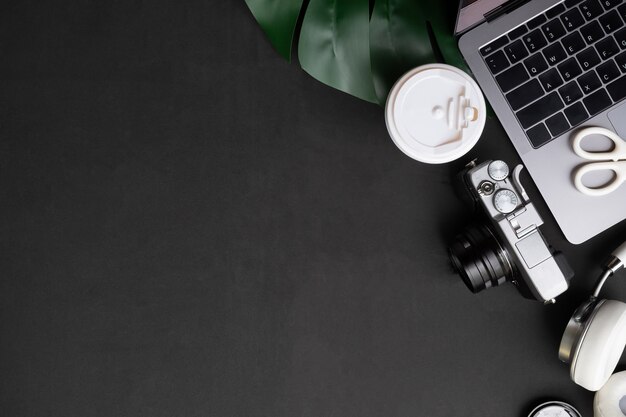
[484,0,533,22]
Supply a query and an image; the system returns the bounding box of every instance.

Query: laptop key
[578,70,603,92]
[596,37,619,59]
[539,68,564,91]
[507,79,545,110]
[496,63,530,92]
[599,10,623,33]
[577,46,601,69]
[480,35,509,56]
[517,92,564,128]
[542,19,567,42]
[619,3,626,21]
[583,88,612,114]
[580,0,604,20]
[528,14,548,30]
[527,123,552,147]
[546,112,570,136]
[509,25,529,40]
[486,50,510,74]
[581,21,605,44]
[524,29,548,52]
[561,8,586,31]
[524,53,549,75]
[547,3,566,19]
[504,39,529,63]
[600,0,620,10]
[562,31,586,54]
[615,51,626,72]
[559,81,584,104]
[597,60,620,82]
[543,42,568,65]
[606,74,626,101]
[614,27,626,49]
[564,101,589,125]
[558,57,583,81]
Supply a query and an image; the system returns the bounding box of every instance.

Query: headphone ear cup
[572,300,626,391]
[594,371,626,417]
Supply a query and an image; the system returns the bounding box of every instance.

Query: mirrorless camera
[448,160,573,303]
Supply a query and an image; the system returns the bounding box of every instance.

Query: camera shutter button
[488,160,510,181]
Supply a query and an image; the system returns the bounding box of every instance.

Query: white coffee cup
[385,63,486,164]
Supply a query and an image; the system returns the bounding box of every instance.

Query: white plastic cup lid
[385,63,486,164]
[528,401,581,417]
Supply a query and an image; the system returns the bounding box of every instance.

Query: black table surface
[2,1,625,416]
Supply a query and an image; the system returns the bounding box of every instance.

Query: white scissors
[572,127,626,197]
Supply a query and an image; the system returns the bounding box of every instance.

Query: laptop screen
[455,0,509,35]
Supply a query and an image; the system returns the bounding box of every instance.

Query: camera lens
[449,223,515,293]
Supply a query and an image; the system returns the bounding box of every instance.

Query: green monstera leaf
[244,0,466,104]
[244,0,304,61]
[299,0,378,103]
[370,0,467,103]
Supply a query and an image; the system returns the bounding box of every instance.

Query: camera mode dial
[493,189,518,214]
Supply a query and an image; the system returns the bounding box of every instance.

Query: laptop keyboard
[481,0,626,148]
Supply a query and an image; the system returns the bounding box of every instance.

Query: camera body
[449,160,573,303]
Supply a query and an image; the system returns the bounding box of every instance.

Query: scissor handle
[572,127,626,161]
[574,161,626,196]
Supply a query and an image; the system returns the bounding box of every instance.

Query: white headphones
[559,241,626,417]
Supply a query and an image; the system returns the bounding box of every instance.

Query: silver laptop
[457,0,626,244]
